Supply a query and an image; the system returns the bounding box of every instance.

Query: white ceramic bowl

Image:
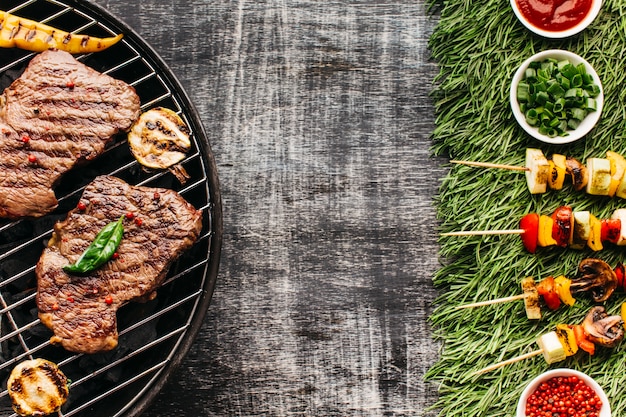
[510,0,602,38]
[517,368,611,417]
[510,49,603,144]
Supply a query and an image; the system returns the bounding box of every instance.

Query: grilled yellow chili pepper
[0,10,123,53]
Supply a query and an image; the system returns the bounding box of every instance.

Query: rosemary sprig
[427,0,626,415]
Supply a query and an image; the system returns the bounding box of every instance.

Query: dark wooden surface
[95,0,444,415]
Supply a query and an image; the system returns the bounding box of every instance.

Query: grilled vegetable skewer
[457,259,623,319]
[452,148,626,198]
[472,305,625,375]
[0,10,123,54]
[443,205,626,253]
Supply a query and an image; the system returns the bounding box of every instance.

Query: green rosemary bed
[427,0,626,415]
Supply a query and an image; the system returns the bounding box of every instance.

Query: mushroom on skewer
[572,258,618,302]
[582,306,624,347]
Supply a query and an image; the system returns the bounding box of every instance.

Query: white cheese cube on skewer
[536,331,566,364]
[586,158,612,196]
[570,211,591,250]
[525,148,550,194]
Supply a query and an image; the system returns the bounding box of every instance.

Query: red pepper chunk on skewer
[572,324,595,355]
[536,276,560,310]
[520,213,539,253]
[601,218,621,244]
[551,206,572,247]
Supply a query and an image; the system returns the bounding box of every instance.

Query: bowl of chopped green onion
[510,49,603,144]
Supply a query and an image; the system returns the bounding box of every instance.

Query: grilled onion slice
[128,107,191,170]
[7,358,69,416]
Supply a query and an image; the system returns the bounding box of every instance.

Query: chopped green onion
[535,90,549,106]
[586,97,597,111]
[553,97,565,112]
[525,108,539,125]
[547,82,565,99]
[548,117,561,128]
[570,107,587,120]
[565,87,582,98]
[557,74,570,90]
[517,82,530,102]
[586,83,601,97]
[568,118,581,129]
[560,63,579,79]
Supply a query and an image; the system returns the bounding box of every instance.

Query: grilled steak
[0,49,140,218]
[36,175,203,354]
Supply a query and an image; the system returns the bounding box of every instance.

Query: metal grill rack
[0,1,222,416]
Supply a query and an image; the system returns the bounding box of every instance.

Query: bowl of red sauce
[511,0,602,38]
[517,368,611,417]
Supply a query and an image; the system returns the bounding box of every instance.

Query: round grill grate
[0,1,222,416]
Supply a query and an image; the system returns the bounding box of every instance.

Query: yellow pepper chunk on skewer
[587,213,603,251]
[538,214,557,247]
[554,275,576,306]
[548,153,567,190]
[555,324,578,356]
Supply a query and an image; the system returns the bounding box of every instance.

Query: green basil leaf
[63,215,124,275]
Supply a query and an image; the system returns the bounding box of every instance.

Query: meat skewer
[472,305,625,375]
[457,258,623,319]
[452,148,626,197]
[442,205,626,253]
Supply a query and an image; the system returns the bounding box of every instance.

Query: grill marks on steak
[0,49,140,218]
[36,176,203,354]
[0,121,59,217]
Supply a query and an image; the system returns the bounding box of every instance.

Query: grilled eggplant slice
[7,358,69,416]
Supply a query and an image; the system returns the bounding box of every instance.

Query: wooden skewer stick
[450,159,530,171]
[441,229,525,237]
[455,293,528,310]
[470,349,544,376]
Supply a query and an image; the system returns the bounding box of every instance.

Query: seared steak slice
[0,49,140,218]
[36,176,203,354]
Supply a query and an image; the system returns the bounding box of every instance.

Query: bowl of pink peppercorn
[517,368,610,417]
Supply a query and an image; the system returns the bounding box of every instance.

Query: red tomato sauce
[516,0,593,32]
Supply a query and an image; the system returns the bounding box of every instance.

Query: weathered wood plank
[96,0,443,415]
